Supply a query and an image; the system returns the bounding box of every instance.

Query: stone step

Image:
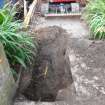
[14,101,69,105]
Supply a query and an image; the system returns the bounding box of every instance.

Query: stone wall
[0,43,15,105]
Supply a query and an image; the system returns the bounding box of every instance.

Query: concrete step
[14,101,68,105]
[45,12,81,17]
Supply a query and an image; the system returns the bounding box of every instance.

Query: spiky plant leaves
[83,0,105,39]
[0,3,37,75]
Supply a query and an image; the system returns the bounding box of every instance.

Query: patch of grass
[83,0,105,39]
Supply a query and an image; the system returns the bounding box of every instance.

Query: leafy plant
[0,3,37,73]
[83,0,105,39]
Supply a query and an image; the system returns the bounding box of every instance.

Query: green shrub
[0,4,37,74]
[84,0,105,39]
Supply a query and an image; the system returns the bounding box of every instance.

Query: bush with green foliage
[84,0,105,39]
[0,4,37,74]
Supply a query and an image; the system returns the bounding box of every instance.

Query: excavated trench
[17,26,73,102]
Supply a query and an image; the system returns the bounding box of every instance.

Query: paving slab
[68,38,105,105]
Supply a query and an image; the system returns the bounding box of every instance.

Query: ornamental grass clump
[84,0,105,39]
[0,4,37,74]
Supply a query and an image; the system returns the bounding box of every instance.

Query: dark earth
[17,26,73,102]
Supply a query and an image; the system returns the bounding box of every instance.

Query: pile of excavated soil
[18,26,73,102]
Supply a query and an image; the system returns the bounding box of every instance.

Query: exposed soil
[17,26,73,102]
[14,17,105,105]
